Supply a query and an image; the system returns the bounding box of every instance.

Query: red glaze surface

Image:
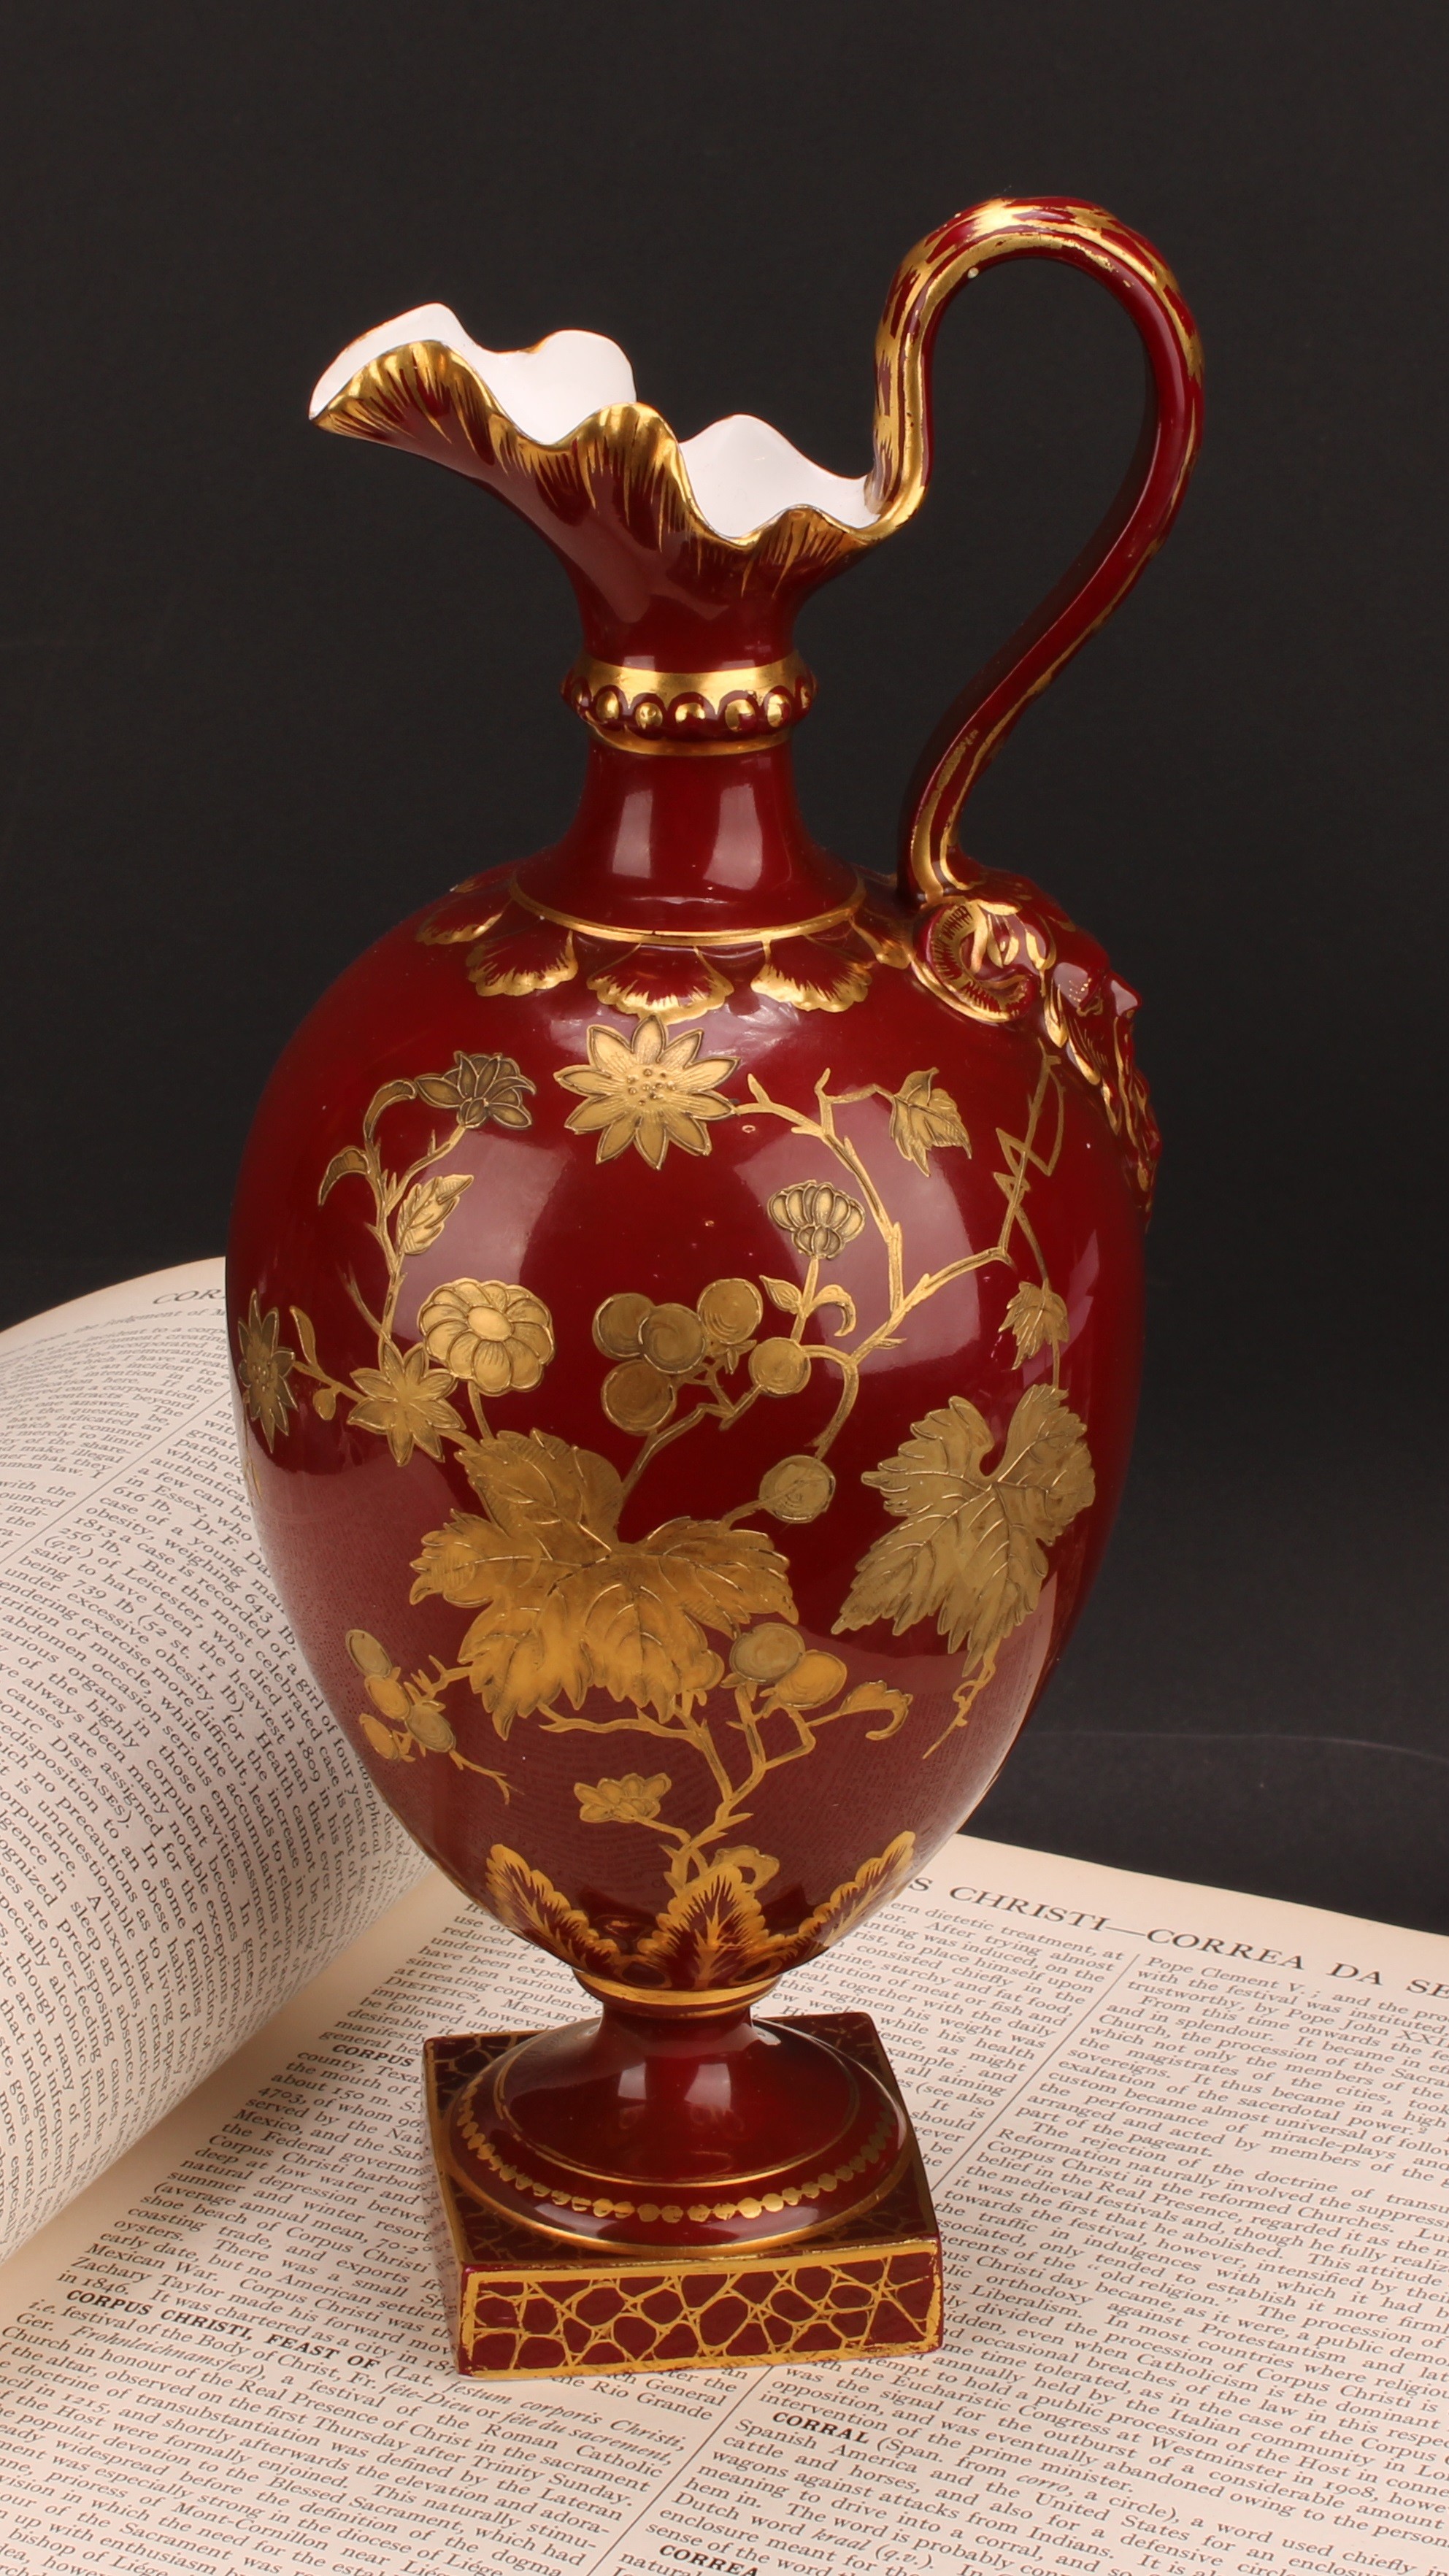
[228,199,1199,2242]
[232,861,1144,1917]
[521,739,858,935]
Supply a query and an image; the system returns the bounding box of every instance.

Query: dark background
[3,4,1445,1927]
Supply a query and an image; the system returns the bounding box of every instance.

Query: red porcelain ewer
[228,199,1201,2377]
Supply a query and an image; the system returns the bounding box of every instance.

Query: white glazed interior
[310,305,878,542]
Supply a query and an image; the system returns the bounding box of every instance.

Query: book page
[1,1834,1447,2576]
[0,1263,425,2261]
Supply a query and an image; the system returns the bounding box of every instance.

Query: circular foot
[442,1997,907,2250]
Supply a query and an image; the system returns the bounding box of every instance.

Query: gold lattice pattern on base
[460,2245,940,2377]
[426,2016,943,2379]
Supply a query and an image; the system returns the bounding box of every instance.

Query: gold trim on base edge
[424,2013,944,2378]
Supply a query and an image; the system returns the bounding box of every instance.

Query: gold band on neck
[508,877,863,949]
[564,652,815,753]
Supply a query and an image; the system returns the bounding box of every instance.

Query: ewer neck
[515,739,857,940]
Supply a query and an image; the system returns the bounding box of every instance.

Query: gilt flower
[417,1279,555,1393]
[413,1050,535,1130]
[768,1181,864,1261]
[236,1292,297,1450]
[348,1341,464,1464]
[574,1772,672,1823]
[888,1069,971,1174]
[555,1015,738,1167]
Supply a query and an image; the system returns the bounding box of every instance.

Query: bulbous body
[226,196,1200,2357]
[231,847,1147,1966]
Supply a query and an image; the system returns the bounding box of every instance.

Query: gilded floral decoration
[238,1019,1096,1989]
[237,1292,297,1451]
[555,1017,738,1166]
[413,862,1154,1210]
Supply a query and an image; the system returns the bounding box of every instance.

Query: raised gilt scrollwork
[912,865,1161,1212]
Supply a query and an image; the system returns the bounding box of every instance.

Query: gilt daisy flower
[236,1293,297,1450]
[555,1015,737,1166]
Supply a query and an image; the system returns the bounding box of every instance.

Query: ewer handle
[869,199,1204,907]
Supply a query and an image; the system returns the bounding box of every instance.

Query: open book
[0,1263,427,2264]
[4,1269,1448,2575]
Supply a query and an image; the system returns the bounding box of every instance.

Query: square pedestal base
[424,2012,942,2379]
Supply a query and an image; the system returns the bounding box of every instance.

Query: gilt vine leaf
[641,1520,796,1645]
[888,1069,971,1173]
[289,1305,322,1371]
[464,1429,622,1562]
[834,1383,1094,1664]
[412,1427,796,1730]
[362,1077,417,1134]
[410,1510,553,1609]
[564,1549,729,1716]
[457,1577,587,1739]
[835,1681,912,1739]
[1003,1281,1069,1366]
